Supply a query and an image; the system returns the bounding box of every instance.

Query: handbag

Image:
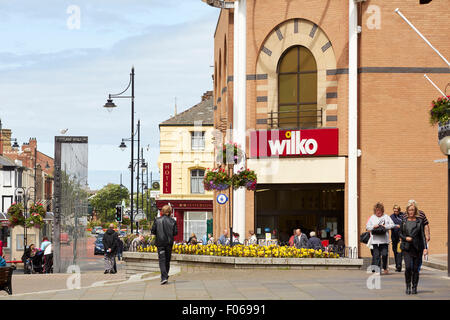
[371,225,386,235]
[359,232,370,244]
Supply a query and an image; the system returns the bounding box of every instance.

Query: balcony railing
[263,108,323,129]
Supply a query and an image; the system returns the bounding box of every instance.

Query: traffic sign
[217,194,228,205]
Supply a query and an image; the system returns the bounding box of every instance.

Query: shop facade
[211,0,449,256]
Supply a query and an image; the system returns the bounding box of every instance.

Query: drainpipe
[233,0,247,242]
[348,0,359,253]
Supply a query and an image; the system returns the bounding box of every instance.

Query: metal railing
[266,108,323,129]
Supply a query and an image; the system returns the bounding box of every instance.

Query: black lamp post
[104,67,135,234]
[439,136,450,278]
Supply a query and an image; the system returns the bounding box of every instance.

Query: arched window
[277,46,318,128]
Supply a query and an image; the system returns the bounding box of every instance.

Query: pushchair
[32,251,44,273]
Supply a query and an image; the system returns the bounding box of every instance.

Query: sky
[0,0,219,191]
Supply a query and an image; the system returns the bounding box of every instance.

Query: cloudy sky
[0,0,219,191]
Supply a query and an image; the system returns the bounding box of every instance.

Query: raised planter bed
[123,252,363,278]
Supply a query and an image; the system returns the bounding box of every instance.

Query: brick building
[210,0,449,256]
[1,130,54,211]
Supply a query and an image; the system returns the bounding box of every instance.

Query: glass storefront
[183,211,213,242]
[255,184,344,245]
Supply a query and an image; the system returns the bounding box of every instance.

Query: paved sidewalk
[1,265,448,300]
[423,254,448,271]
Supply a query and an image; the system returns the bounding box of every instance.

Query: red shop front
[155,200,213,243]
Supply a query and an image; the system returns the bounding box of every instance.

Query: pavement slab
[1,265,448,300]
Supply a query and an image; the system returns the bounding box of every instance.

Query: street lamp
[439,136,450,277]
[104,67,135,234]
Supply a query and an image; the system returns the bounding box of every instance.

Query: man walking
[151,205,178,285]
[102,224,119,274]
[391,205,403,272]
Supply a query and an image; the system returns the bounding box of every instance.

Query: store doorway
[255,184,344,245]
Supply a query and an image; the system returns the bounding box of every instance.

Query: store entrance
[255,184,344,245]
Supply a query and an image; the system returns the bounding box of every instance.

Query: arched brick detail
[255,19,338,128]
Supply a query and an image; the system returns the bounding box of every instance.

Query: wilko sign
[250,129,338,158]
[163,163,172,194]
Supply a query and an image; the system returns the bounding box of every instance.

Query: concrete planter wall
[123,252,363,278]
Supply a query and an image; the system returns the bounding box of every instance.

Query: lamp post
[439,136,450,277]
[15,186,35,265]
[104,67,135,234]
[119,120,147,235]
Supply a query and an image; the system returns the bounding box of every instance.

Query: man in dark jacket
[102,224,119,274]
[306,232,323,250]
[151,205,178,285]
[390,205,403,272]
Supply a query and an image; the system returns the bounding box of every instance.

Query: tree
[90,184,129,222]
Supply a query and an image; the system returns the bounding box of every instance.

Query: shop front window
[183,211,212,242]
[278,46,318,129]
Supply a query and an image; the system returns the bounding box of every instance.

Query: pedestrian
[130,234,144,252]
[401,199,430,270]
[288,229,296,247]
[232,233,241,245]
[202,233,211,245]
[207,236,215,245]
[390,204,403,272]
[188,233,198,245]
[0,255,6,267]
[333,234,345,256]
[366,202,395,274]
[102,224,119,274]
[116,236,124,261]
[293,229,308,249]
[248,230,257,245]
[43,241,53,273]
[151,205,177,285]
[0,239,3,257]
[218,229,229,246]
[400,202,427,295]
[40,237,51,251]
[306,231,323,250]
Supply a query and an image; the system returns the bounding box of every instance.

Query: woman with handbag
[366,202,395,274]
[399,203,427,295]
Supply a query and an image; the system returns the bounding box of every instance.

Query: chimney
[0,129,12,154]
[202,91,213,101]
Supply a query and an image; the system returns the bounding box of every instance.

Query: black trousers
[392,239,403,271]
[157,246,173,281]
[372,244,388,271]
[404,250,422,288]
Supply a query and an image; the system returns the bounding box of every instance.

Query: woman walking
[400,203,427,295]
[366,202,395,274]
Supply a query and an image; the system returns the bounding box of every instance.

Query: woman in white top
[248,230,257,246]
[366,202,395,274]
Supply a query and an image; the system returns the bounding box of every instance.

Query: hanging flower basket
[7,203,25,228]
[25,213,44,229]
[232,168,257,191]
[430,95,450,125]
[29,202,46,218]
[203,168,232,191]
[216,142,244,165]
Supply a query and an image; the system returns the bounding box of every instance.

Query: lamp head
[439,136,450,155]
[104,98,117,113]
[119,141,127,151]
[12,140,19,149]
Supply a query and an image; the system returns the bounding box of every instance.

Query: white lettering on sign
[268,131,318,156]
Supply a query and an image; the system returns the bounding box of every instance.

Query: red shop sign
[250,129,338,158]
[163,163,172,194]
